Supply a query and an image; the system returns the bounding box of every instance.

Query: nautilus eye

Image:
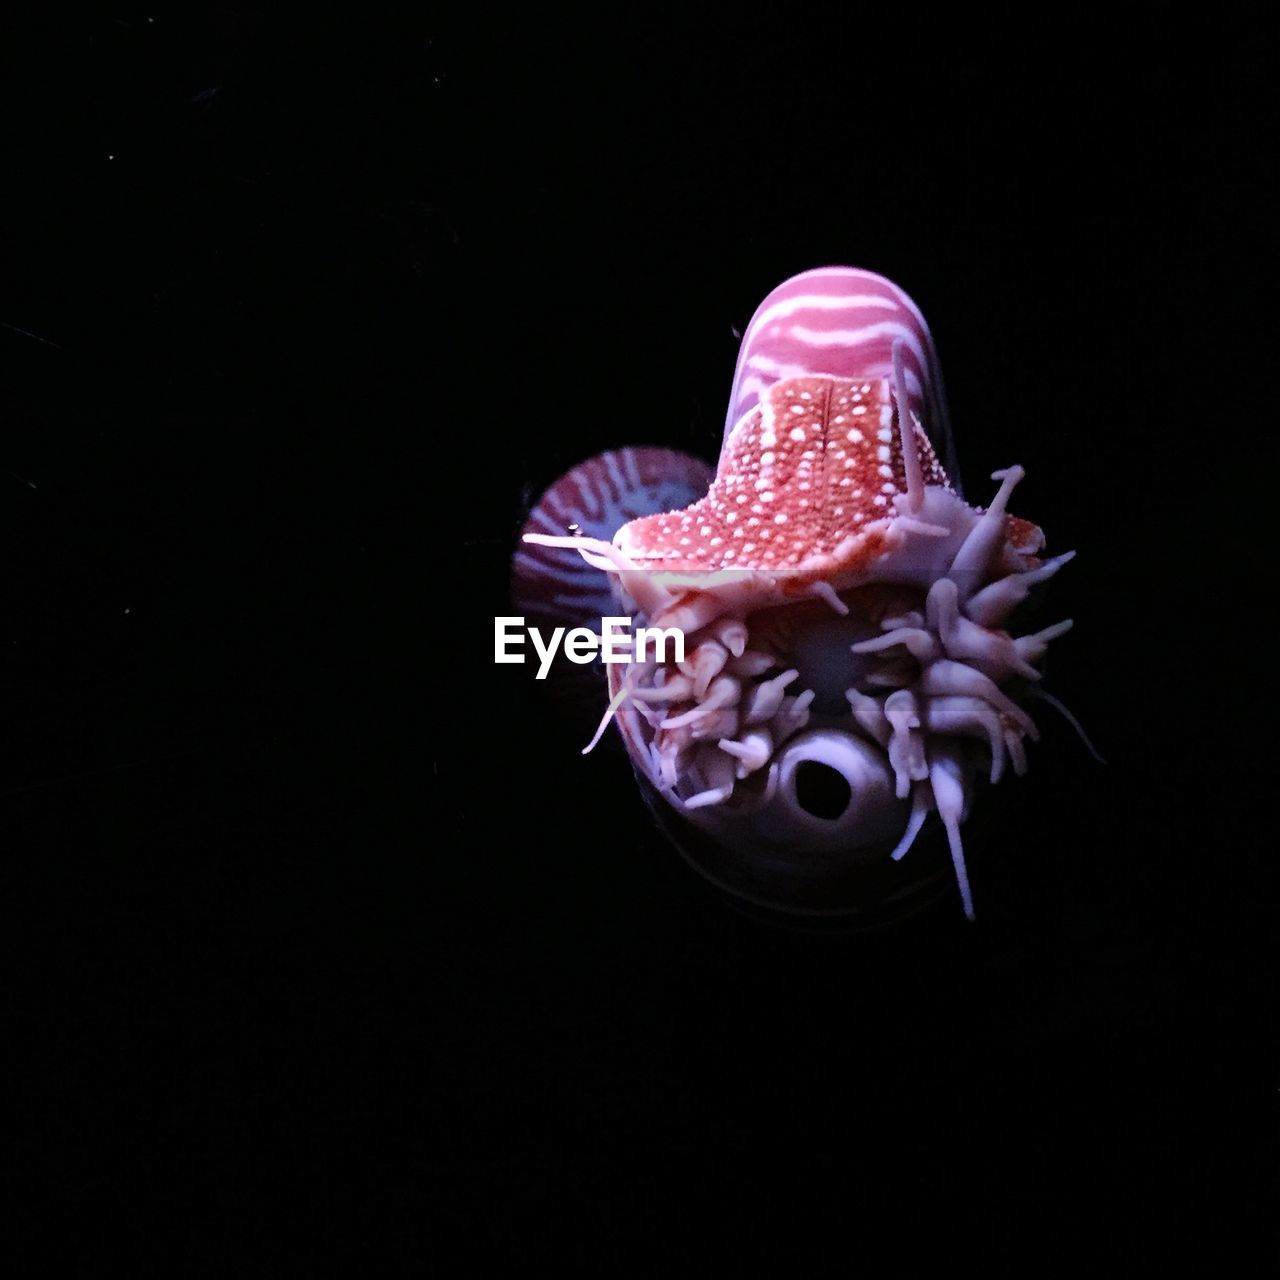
[516,267,1085,924]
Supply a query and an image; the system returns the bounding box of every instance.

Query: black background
[3,6,1275,1270]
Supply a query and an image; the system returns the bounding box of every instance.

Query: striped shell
[723,266,958,485]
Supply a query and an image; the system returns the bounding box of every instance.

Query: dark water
[3,10,1274,1270]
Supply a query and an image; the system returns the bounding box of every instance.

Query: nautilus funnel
[519,267,1080,924]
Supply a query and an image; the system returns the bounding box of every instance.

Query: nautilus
[513,267,1084,923]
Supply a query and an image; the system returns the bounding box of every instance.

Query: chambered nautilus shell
[513,267,1084,923]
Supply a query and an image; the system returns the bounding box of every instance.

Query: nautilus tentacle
[512,447,714,630]
[510,446,714,723]
[515,268,1079,921]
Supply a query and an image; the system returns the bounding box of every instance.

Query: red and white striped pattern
[725,267,956,482]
